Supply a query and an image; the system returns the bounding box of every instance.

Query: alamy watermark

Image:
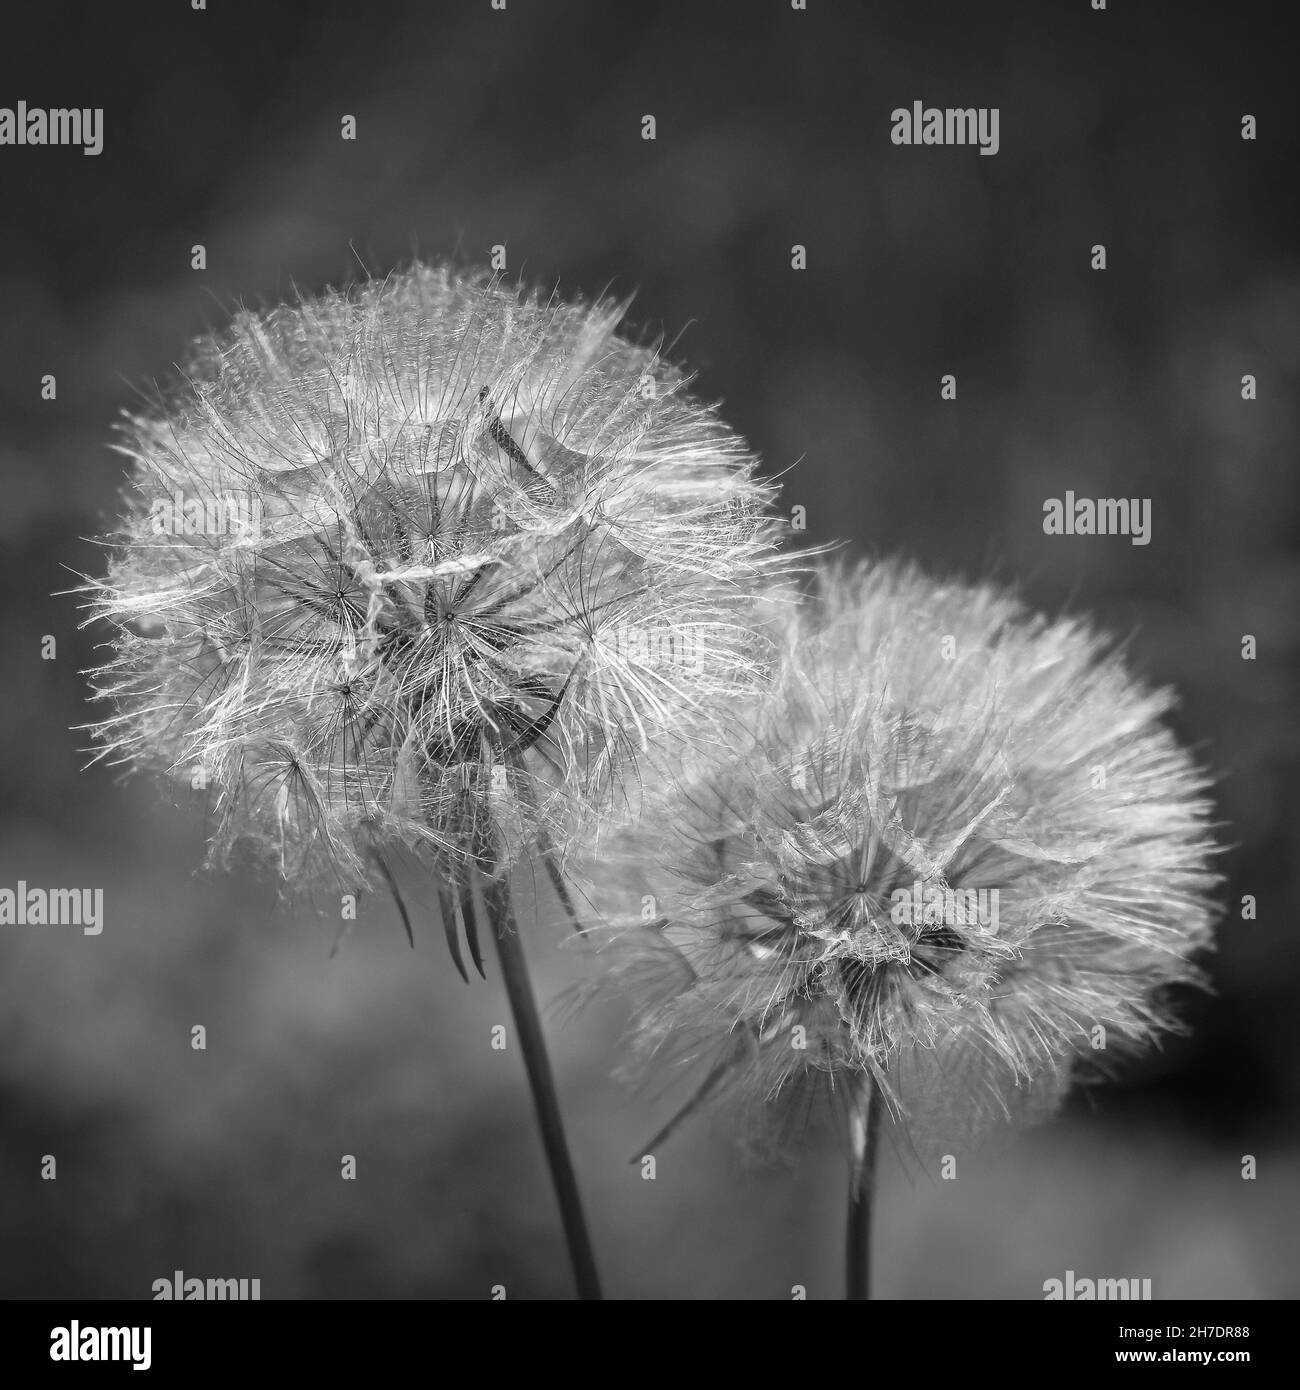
[890,882,1000,934]
[1043,492,1151,545]
[1044,1270,1152,1300]
[890,101,1000,156]
[0,882,102,935]
[152,1270,261,1300]
[149,491,263,538]
[1,102,103,156]
[607,620,704,673]
[50,1323,150,1371]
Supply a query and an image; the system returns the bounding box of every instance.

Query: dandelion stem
[503,748,588,935]
[845,1076,882,1301]
[480,869,604,1299]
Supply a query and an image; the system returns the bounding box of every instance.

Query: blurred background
[0,0,1296,1298]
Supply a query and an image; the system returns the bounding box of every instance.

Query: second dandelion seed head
[587,559,1220,1147]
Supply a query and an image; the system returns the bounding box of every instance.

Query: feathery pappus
[580,559,1221,1154]
[78,265,793,970]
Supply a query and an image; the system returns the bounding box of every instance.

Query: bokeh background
[0,0,1296,1298]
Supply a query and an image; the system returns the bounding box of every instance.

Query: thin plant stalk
[505,747,588,935]
[478,869,604,1299]
[845,1076,883,1301]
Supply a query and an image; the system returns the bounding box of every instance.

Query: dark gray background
[0,0,1295,1297]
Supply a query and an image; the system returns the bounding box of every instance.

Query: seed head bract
[79,265,791,908]
[579,558,1221,1156]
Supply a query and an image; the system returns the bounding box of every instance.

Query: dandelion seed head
[81,265,790,897]
[583,558,1221,1153]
